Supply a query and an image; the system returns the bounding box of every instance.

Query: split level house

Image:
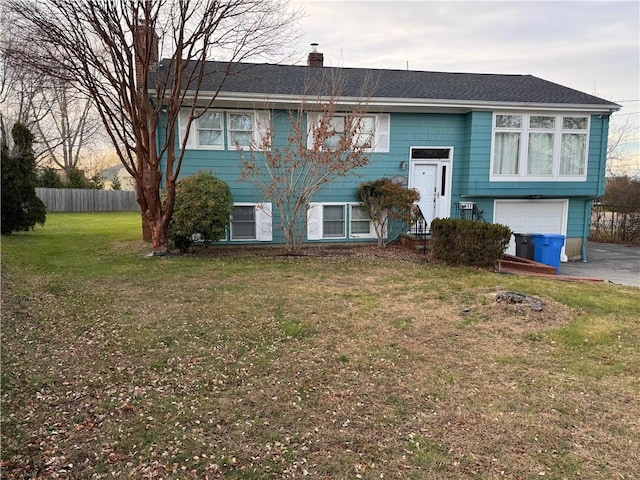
[155,46,620,261]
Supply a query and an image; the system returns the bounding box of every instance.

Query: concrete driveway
[559,241,640,287]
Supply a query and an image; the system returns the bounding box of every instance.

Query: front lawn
[2,213,639,479]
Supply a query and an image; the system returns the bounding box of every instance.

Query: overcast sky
[289,0,640,169]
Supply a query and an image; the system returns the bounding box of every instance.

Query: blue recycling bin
[532,233,565,272]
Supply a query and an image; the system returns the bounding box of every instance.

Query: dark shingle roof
[162,60,618,108]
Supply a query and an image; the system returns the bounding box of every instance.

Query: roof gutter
[174,91,621,114]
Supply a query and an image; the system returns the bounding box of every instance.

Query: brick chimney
[134,24,159,88]
[307,43,324,67]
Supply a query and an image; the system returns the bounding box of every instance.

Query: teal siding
[461,114,609,198]
[160,108,609,246]
[566,199,590,238]
[314,112,467,201]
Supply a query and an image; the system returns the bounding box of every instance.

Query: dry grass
[2,214,639,479]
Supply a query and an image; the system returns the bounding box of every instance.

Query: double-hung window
[350,205,373,236]
[307,113,390,153]
[307,203,377,240]
[178,109,270,151]
[196,111,224,149]
[228,112,255,148]
[229,203,272,242]
[231,205,256,240]
[323,116,346,151]
[322,205,346,238]
[560,117,588,175]
[491,113,589,180]
[353,116,375,150]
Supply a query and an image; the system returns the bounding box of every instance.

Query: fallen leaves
[2,245,639,479]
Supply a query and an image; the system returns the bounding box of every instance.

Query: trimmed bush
[431,218,511,267]
[168,173,233,252]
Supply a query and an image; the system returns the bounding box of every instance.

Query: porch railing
[406,205,430,253]
[454,202,485,222]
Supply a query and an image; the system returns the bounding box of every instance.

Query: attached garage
[493,199,568,261]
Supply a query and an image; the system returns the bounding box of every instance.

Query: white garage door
[493,200,568,261]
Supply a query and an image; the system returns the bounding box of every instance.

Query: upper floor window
[228,113,255,148]
[178,109,270,151]
[491,113,589,181]
[197,111,224,148]
[307,113,390,153]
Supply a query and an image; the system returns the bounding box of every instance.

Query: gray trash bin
[514,233,535,260]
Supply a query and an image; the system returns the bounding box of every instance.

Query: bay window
[491,113,589,180]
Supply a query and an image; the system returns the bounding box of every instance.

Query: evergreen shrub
[430,218,511,267]
[168,172,233,252]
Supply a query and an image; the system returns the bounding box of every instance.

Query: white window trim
[321,203,347,240]
[490,112,590,182]
[307,202,378,240]
[349,203,379,239]
[178,108,270,151]
[229,202,272,242]
[227,110,271,151]
[178,109,225,150]
[306,113,390,153]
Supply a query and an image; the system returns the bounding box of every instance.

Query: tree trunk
[136,161,171,254]
[139,207,170,253]
[141,212,152,242]
[149,218,170,254]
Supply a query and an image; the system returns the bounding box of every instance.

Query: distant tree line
[599,175,640,209]
[36,166,105,190]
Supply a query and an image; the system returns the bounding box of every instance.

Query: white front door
[412,163,439,224]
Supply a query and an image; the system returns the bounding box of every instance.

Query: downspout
[583,112,612,261]
[582,199,591,262]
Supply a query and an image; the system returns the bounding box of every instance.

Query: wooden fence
[36,188,139,212]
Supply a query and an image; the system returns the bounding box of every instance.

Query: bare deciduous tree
[3,0,299,253]
[607,114,639,177]
[29,81,103,173]
[239,78,375,252]
[1,15,102,169]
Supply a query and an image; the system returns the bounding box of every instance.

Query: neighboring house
[158,47,619,261]
[99,164,135,191]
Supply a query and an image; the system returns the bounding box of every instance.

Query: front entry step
[400,233,430,253]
